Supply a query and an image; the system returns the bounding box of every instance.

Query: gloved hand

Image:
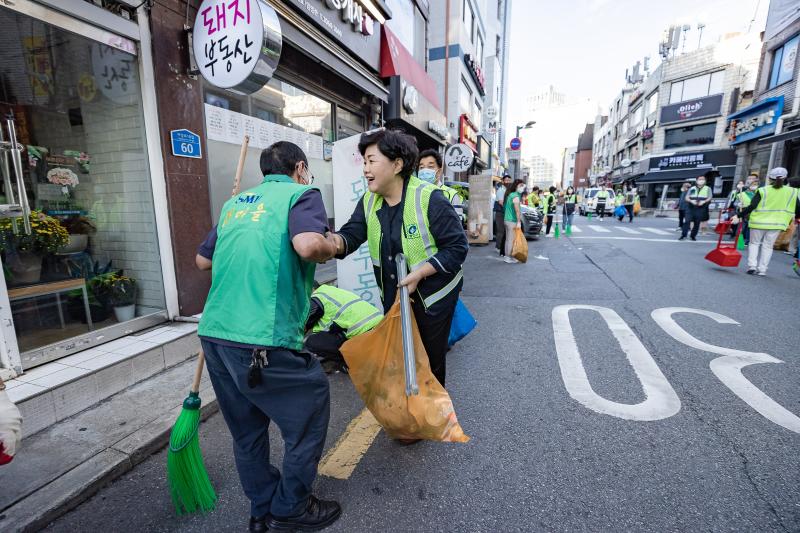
[0,388,22,465]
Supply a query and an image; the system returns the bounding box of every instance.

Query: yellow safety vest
[749,186,798,231]
[311,285,383,338]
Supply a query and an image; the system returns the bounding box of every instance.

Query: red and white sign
[459,114,478,152]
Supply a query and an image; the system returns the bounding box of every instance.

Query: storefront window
[664,122,716,149]
[336,107,364,140]
[0,10,166,362]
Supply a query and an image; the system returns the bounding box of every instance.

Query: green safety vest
[527,192,540,206]
[749,186,798,231]
[439,184,461,204]
[615,194,625,206]
[737,191,753,209]
[543,193,556,214]
[363,175,464,309]
[688,185,711,202]
[596,190,609,200]
[311,285,383,338]
[198,175,315,350]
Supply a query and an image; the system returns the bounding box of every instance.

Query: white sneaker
[757,271,766,276]
[503,256,515,263]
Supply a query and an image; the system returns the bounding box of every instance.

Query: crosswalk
[544,223,715,241]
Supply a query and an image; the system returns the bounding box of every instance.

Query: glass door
[0,5,168,370]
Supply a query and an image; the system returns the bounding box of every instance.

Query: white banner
[332,134,382,306]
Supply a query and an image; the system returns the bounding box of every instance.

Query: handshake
[0,380,22,465]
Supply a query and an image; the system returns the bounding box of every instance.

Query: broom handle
[190,350,205,394]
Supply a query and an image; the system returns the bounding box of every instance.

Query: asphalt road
[46,215,800,532]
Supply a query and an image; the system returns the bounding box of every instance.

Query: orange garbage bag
[773,221,795,251]
[511,228,528,263]
[339,300,469,443]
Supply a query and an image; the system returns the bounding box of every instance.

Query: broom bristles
[167,399,216,515]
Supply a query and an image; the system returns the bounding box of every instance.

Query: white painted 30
[651,307,800,434]
[552,305,681,421]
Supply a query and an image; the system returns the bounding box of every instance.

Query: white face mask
[517,186,525,193]
[418,168,437,184]
[749,185,758,191]
[696,180,706,187]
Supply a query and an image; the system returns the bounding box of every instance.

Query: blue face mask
[418,168,438,183]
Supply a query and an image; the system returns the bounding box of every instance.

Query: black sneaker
[249,516,269,533]
[691,237,697,241]
[678,236,686,241]
[747,268,757,275]
[267,496,341,531]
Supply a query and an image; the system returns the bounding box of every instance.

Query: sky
[505,0,769,134]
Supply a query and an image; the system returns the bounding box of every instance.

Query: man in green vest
[595,185,610,220]
[195,141,341,532]
[304,284,383,373]
[733,167,800,275]
[679,171,714,241]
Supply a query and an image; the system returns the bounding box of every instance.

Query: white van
[578,188,615,217]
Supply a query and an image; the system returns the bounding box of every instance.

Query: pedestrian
[596,184,609,220]
[304,284,383,374]
[494,174,513,256]
[542,186,557,234]
[679,172,714,241]
[417,149,464,222]
[677,181,691,231]
[330,129,468,390]
[503,179,525,259]
[624,184,638,223]
[736,181,757,245]
[527,186,541,208]
[195,141,341,532]
[614,189,626,222]
[563,186,577,233]
[732,167,800,276]
[727,180,746,238]
[0,376,22,465]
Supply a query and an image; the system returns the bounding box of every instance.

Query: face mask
[749,185,758,191]
[418,168,437,183]
[517,186,525,193]
[696,180,706,187]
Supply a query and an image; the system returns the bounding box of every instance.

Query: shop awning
[638,165,735,184]
[757,127,800,145]
[380,27,441,111]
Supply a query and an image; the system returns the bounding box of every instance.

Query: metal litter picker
[395,253,419,396]
[167,135,250,515]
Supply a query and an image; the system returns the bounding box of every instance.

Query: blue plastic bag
[448,299,477,347]
[614,205,627,217]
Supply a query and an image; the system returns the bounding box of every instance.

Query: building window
[477,34,484,66]
[413,5,427,68]
[460,76,472,116]
[497,0,503,19]
[646,91,658,116]
[473,98,482,130]
[669,71,725,103]
[496,35,502,58]
[768,34,799,89]
[664,122,716,149]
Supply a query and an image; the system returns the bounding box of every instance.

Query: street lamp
[515,120,536,138]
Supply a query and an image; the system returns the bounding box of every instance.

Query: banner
[332,134,382,306]
[467,173,492,245]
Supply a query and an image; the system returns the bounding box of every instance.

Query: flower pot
[58,234,89,254]
[113,304,136,322]
[9,252,43,284]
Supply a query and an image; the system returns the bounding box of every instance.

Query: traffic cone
[565,224,572,236]
[736,234,746,250]
[554,223,560,239]
[587,213,592,221]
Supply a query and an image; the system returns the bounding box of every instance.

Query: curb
[3,396,218,533]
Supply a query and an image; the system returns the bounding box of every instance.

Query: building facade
[573,124,593,189]
[560,146,577,189]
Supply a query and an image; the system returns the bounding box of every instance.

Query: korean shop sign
[193,0,283,94]
[727,96,785,145]
[659,93,723,125]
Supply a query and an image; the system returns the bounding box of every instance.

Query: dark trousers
[201,340,330,518]
[413,300,457,386]
[742,219,750,244]
[681,209,703,239]
[596,202,606,218]
[495,211,506,255]
[545,214,554,234]
[305,330,347,371]
[678,209,686,228]
[624,204,634,222]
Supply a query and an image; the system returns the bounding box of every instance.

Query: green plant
[0,211,69,254]
[62,216,96,235]
[100,273,137,307]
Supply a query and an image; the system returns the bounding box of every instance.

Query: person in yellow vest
[304,284,383,373]
[542,186,557,234]
[735,180,757,245]
[527,186,541,209]
[679,171,714,241]
[732,167,800,276]
[614,189,626,221]
[330,129,468,389]
[595,185,610,220]
[417,149,465,223]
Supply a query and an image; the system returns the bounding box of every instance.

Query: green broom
[167,135,250,515]
[167,350,216,515]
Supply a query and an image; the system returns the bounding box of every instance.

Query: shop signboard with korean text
[727,96,785,145]
[284,0,384,71]
[193,0,283,94]
[650,149,736,170]
[171,129,203,159]
[659,93,723,125]
[332,132,381,306]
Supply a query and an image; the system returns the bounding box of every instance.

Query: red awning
[380,26,442,112]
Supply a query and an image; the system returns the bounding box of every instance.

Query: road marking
[318,408,382,479]
[587,225,611,233]
[570,226,582,233]
[640,227,671,235]
[570,236,713,243]
[552,305,681,421]
[652,308,800,434]
[618,227,641,234]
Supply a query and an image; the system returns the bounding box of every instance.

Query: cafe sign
[727,95,785,145]
[193,0,283,94]
[659,93,723,125]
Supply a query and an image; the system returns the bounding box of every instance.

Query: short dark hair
[418,148,442,170]
[533,186,540,192]
[260,141,307,176]
[502,174,512,181]
[549,186,556,193]
[358,129,419,179]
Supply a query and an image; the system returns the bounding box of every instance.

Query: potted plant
[105,273,137,322]
[59,215,96,253]
[0,211,69,284]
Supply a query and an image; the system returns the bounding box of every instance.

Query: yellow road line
[318,408,382,480]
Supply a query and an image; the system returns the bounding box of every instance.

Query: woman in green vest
[733,167,800,276]
[503,179,525,261]
[331,129,468,388]
[563,186,577,233]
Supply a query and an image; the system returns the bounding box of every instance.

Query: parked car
[520,205,543,239]
[578,188,615,217]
